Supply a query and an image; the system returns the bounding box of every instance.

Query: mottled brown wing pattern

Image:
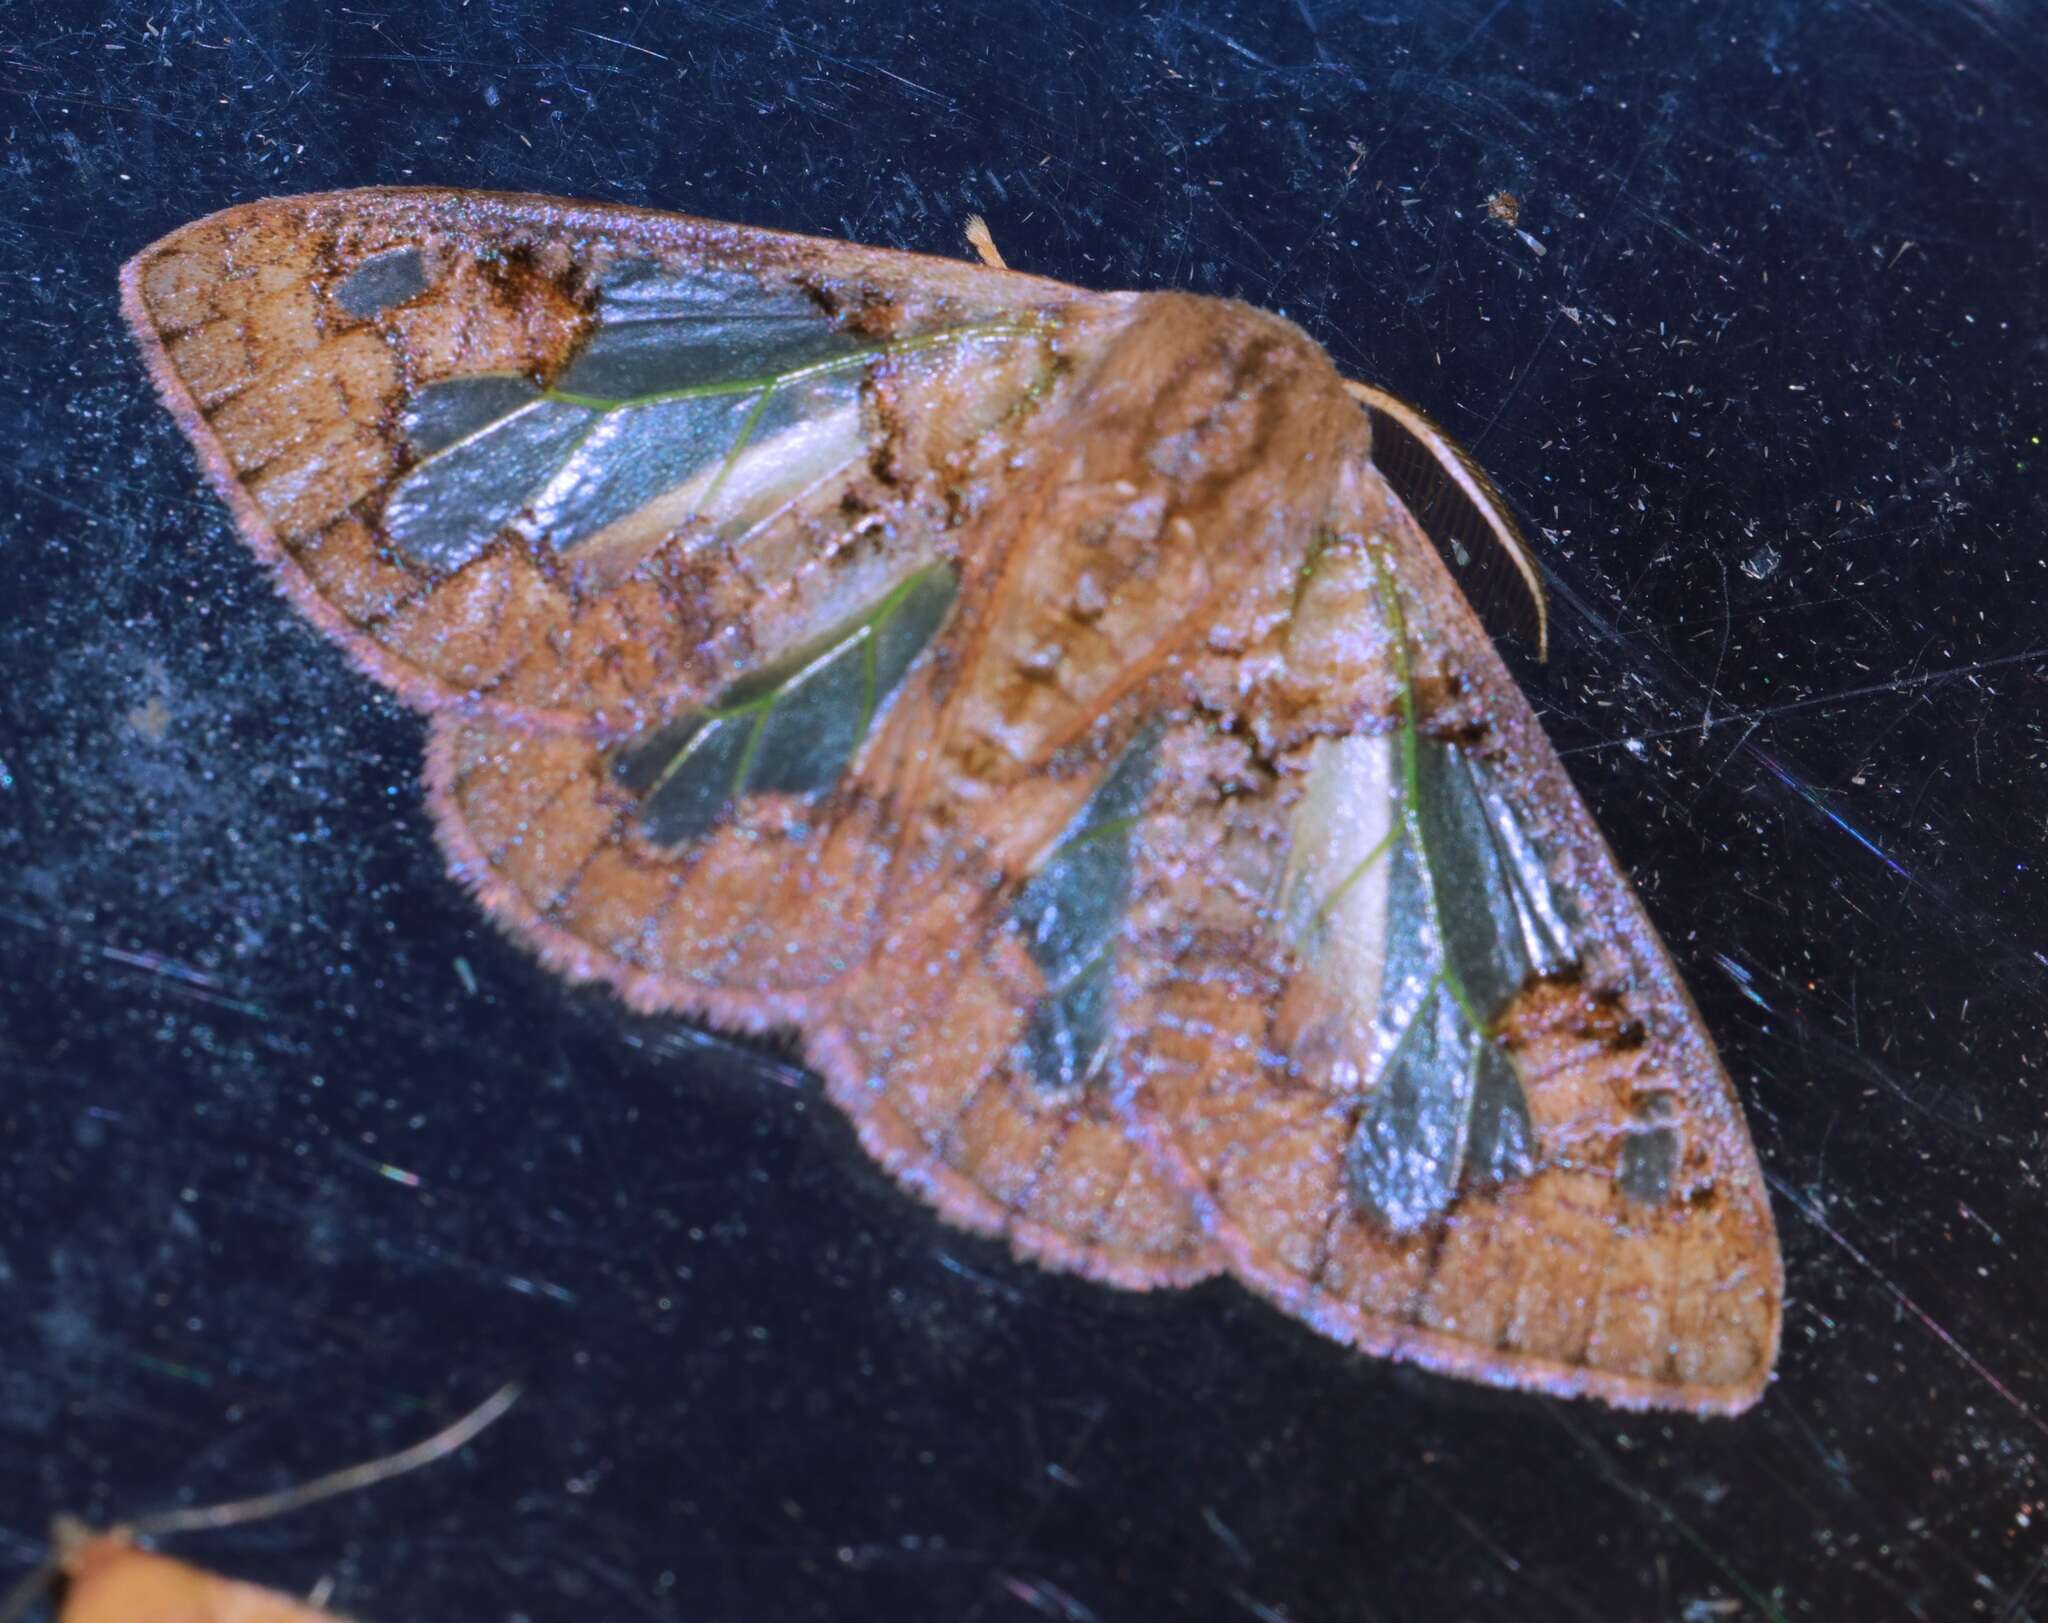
[124,189,1782,1413]
[425,637,1218,1286]
[1119,465,1781,1412]
[120,189,1079,734]
[423,555,966,1024]
[425,283,1361,1287]
[811,864,1218,1288]
[804,291,1361,1287]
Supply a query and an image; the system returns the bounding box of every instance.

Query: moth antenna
[128,1380,522,1539]
[1342,378,1550,660]
[0,1378,525,1622]
[963,214,1007,270]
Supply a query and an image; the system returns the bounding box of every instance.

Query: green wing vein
[381,254,1036,573]
[610,563,959,849]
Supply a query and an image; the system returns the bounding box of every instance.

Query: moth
[3,1385,517,1623]
[121,189,1783,1414]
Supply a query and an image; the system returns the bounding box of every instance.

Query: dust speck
[126,694,174,742]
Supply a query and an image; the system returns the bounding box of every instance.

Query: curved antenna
[130,1381,522,1538]
[1343,379,1550,661]
[0,1382,521,1623]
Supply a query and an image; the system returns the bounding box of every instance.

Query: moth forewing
[119,189,1075,736]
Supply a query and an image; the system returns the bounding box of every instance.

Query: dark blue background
[4,3,2045,1619]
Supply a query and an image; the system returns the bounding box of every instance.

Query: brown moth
[120,189,1782,1413]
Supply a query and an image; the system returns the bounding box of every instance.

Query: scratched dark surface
[3,2,2045,1620]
